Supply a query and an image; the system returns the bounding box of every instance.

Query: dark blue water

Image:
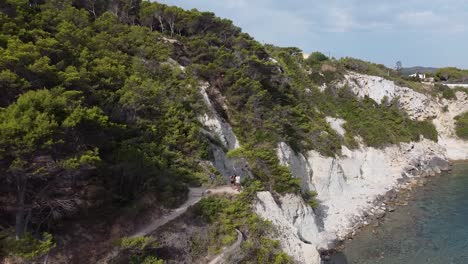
[331,162,468,264]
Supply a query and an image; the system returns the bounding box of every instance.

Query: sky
[162,0,468,69]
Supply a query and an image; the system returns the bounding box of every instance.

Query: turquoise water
[330,162,468,264]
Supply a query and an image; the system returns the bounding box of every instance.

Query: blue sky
[162,0,468,68]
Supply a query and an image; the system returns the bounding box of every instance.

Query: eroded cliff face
[254,192,323,264]
[198,82,252,178]
[255,73,468,263]
[343,72,468,160]
[199,73,468,264]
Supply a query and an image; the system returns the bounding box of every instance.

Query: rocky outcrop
[277,142,314,191]
[342,72,468,160]
[197,83,253,179]
[197,72,466,264]
[198,83,240,150]
[258,139,450,263]
[256,73,467,264]
[434,91,468,160]
[343,72,439,120]
[254,192,323,264]
[325,117,346,137]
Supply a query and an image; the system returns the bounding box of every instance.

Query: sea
[329,161,468,264]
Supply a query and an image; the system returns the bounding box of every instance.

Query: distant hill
[401,66,439,76]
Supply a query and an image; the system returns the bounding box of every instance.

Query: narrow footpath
[208,229,243,264]
[101,186,240,263]
[131,186,239,237]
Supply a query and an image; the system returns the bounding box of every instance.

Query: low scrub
[0,232,54,260]
[192,181,293,263]
[455,112,468,140]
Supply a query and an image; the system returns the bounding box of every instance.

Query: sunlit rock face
[198,82,240,150]
[197,83,253,179]
[256,73,467,264]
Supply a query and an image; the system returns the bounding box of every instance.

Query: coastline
[321,160,468,263]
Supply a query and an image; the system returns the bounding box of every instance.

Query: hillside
[401,66,439,76]
[0,1,467,264]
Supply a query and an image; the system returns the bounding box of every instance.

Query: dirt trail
[131,186,239,237]
[208,229,243,264]
[100,186,240,263]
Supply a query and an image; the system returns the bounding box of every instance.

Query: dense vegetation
[435,67,468,83]
[266,47,438,148]
[192,183,293,264]
[432,83,468,100]
[0,0,442,262]
[455,112,468,140]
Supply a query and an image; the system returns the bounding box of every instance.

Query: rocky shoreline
[203,70,468,264]
[319,159,456,263]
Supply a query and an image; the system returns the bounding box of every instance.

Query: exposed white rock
[342,72,468,159]
[342,72,438,120]
[342,72,396,103]
[433,91,468,160]
[198,83,240,150]
[197,83,251,178]
[262,139,449,263]
[277,142,315,191]
[319,83,327,92]
[325,117,346,136]
[310,139,446,240]
[258,72,467,264]
[254,192,322,264]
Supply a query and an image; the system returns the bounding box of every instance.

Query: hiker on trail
[230,174,236,189]
[235,174,241,191]
[209,173,215,184]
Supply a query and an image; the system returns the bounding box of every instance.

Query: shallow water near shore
[329,161,468,264]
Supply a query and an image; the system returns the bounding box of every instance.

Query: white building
[409,73,426,79]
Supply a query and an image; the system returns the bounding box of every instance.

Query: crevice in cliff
[297,231,312,245]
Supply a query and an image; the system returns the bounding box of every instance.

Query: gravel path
[208,229,243,264]
[131,186,239,237]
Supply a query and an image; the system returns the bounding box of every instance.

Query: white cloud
[164,0,468,67]
[397,10,466,32]
[225,0,248,9]
[397,11,441,26]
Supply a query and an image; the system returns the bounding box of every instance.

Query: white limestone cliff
[199,73,467,263]
[343,72,468,160]
[254,72,468,263]
[197,83,253,178]
[198,82,240,150]
[254,192,322,264]
[256,139,448,263]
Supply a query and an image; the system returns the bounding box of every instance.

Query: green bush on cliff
[303,190,319,208]
[193,181,293,263]
[228,147,300,194]
[455,112,468,140]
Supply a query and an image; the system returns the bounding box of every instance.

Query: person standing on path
[230,174,236,189]
[235,174,241,191]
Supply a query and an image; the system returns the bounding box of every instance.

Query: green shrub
[240,238,294,264]
[434,84,456,99]
[228,147,300,194]
[455,112,468,140]
[119,236,155,250]
[303,190,319,209]
[1,233,55,260]
[141,256,164,264]
[192,183,290,260]
[193,196,230,223]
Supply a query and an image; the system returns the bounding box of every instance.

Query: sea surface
[329,162,468,264]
